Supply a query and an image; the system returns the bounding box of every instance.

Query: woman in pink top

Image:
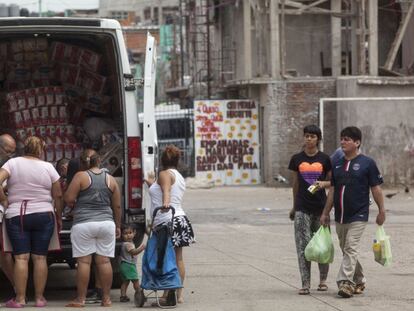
[0,136,63,308]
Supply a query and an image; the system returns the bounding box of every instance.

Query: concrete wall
[336,77,414,185]
[260,78,336,185]
[285,15,331,76]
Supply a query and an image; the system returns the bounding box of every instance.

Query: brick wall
[262,78,336,185]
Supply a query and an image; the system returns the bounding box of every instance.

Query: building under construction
[168,0,414,186]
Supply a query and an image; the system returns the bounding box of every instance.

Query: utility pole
[38,0,42,17]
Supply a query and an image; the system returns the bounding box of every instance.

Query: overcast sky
[1,0,99,12]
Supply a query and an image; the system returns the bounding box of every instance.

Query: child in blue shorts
[119,225,146,302]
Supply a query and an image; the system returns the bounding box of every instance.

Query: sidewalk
[178,186,413,311]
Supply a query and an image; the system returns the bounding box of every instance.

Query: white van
[0,18,157,286]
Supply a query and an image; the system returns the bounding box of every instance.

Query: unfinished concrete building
[174,0,414,186]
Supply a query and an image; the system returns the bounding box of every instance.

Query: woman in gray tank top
[64,149,121,307]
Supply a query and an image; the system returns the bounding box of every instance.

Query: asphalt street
[1,186,413,310]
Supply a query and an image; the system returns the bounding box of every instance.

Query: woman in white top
[147,145,195,304]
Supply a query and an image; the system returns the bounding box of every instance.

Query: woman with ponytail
[64,149,121,307]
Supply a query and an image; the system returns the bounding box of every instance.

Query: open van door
[142,33,158,232]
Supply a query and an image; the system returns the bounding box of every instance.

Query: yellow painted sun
[247,132,253,138]
[242,173,249,179]
[235,119,241,124]
[251,179,258,183]
[228,133,233,138]
[251,125,257,130]
[246,155,253,162]
[227,171,233,176]
[252,114,258,120]
[207,173,213,179]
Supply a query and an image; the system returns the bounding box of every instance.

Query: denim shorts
[6,212,55,255]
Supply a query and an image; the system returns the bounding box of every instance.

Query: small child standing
[119,225,146,302]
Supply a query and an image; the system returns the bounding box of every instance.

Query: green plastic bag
[375,225,392,267]
[304,226,334,264]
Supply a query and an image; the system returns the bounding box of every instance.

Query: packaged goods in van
[64,143,74,158]
[4,80,32,91]
[49,106,58,124]
[58,106,68,123]
[16,129,26,141]
[30,107,40,125]
[11,40,23,54]
[40,106,49,124]
[16,91,27,110]
[46,125,56,137]
[7,62,31,81]
[26,88,37,108]
[74,143,82,158]
[84,93,111,113]
[45,144,55,162]
[36,87,46,106]
[12,111,23,128]
[50,42,82,65]
[26,127,36,136]
[79,69,106,93]
[32,62,53,81]
[36,125,46,137]
[6,93,18,112]
[22,109,32,127]
[24,52,48,63]
[55,144,64,160]
[45,87,55,105]
[80,49,102,72]
[55,64,81,86]
[54,86,65,105]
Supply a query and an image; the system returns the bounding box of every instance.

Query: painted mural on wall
[194,100,260,185]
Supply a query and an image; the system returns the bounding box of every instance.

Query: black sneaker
[85,289,102,304]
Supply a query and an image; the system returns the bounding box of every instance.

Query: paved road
[1,186,413,310]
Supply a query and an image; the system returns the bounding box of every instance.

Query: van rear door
[141,33,158,229]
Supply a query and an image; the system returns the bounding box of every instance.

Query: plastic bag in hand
[304,226,334,264]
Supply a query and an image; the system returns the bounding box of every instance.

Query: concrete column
[368,0,378,75]
[331,0,342,76]
[351,0,358,74]
[243,0,252,79]
[270,0,280,78]
[158,0,163,25]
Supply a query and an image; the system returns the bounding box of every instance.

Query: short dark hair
[340,126,362,142]
[303,125,322,141]
[161,145,180,168]
[121,224,136,232]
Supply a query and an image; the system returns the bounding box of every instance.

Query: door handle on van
[124,73,144,91]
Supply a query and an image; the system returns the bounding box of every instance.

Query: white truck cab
[0,18,157,286]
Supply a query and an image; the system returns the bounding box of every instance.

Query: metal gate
[155,106,195,177]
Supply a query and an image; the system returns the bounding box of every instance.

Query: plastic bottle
[372,239,382,262]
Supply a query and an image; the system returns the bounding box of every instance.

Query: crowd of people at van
[0,134,195,308]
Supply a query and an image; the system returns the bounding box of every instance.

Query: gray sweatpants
[294,211,329,289]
